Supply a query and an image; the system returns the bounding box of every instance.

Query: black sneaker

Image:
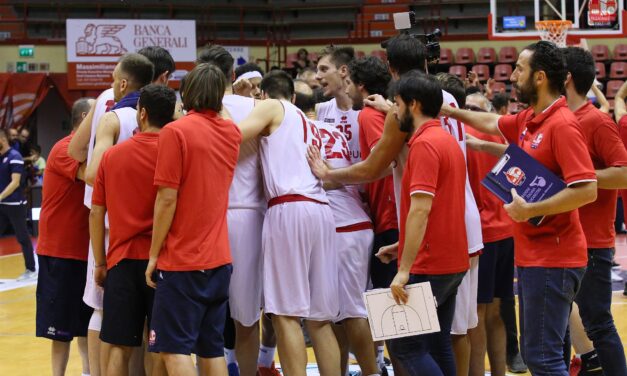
[507,352,528,374]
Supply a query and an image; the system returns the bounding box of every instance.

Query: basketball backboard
[489,0,625,42]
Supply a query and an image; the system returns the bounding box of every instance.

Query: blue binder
[481,144,566,226]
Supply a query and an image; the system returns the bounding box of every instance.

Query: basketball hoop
[535,20,573,47]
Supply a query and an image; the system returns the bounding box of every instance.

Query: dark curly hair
[523,41,567,95]
[348,56,391,97]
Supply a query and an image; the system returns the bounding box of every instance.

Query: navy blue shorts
[371,229,399,288]
[36,255,93,342]
[477,237,515,304]
[148,264,232,358]
[101,259,154,347]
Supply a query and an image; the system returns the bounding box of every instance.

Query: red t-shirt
[154,110,241,271]
[465,127,513,243]
[497,97,595,268]
[618,115,627,222]
[358,106,398,234]
[92,132,160,269]
[574,102,627,249]
[398,120,469,275]
[37,134,90,261]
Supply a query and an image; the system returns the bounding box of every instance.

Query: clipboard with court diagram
[363,282,440,341]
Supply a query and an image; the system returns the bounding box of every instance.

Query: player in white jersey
[306,34,483,375]
[235,70,341,376]
[196,44,279,376]
[315,46,362,163]
[295,81,379,376]
[68,49,170,376]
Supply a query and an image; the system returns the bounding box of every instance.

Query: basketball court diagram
[363,282,440,341]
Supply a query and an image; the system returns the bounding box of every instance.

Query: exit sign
[16,62,27,73]
[18,45,34,58]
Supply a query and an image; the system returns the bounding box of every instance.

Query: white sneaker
[16,270,37,281]
[611,270,623,282]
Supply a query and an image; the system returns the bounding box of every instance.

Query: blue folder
[481,144,566,226]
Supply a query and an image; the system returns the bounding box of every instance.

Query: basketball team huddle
[34,34,627,376]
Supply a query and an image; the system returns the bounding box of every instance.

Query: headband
[235,71,262,83]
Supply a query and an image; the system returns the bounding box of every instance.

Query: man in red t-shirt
[36,98,93,376]
[346,56,398,374]
[562,47,627,375]
[464,92,514,376]
[441,41,597,376]
[145,64,241,376]
[384,71,469,375]
[90,85,176,375]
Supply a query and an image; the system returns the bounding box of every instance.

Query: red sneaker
[257,362,282,376]
[570,356,582,376]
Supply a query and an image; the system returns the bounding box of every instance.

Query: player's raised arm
[307,109,406,185]
[68,98,96,162]
[236,98,283,142]
[441,103,501,135]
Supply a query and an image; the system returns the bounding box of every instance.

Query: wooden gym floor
[0,236,626,375]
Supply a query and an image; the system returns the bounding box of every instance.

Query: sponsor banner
[66,19,196,89]
[588,0,618,26]
[224,46,251,67]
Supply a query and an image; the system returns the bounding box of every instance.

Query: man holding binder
[441,41,597,376]
[562,47,627,376]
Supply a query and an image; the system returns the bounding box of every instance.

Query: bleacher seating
[494,64,513,82]
[609,62,627,79]
[477,47,497,64]
[606,80,624,98]
[498,47,518,64]
[471,65,490,81]
[455,48,475,64]
[614,44,627,61]
[440,48,454,65]
[591,45,611,62]
[449,65,467,79]
[596,62,607,81]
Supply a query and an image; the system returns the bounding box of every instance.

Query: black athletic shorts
[477,237,515,304]
[148,264,232,358]
[101,259,155,347]
[36,255,93,342]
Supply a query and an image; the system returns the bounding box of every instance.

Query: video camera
[380,11,442,66]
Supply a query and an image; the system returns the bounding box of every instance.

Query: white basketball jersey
[112,107,139,142]
[392,90,483,254]
[83,88,114,209]
[316,98,362,163]
[260,100,328,203]
[317,121,371,228]
[223,95,265,211]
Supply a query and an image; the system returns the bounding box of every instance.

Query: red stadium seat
[591,44,610,62]
[449,65,467,79]
[595,62,606,80]
[477,47,497,64]
[439,48,454,65]
[286,53,299,67]
[489,81,507,95]
[308,52,319,63]
[498,46,518,64]
[471,64,490,81]
[606,80,624,98]
[371,50,387,61]
[613,44,627,61]
[609,62,627,79]
[493,64,513,82]
[455,48,475,64]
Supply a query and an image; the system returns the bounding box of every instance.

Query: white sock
[224,348,237,366]
[258,344,276,368]
[376,345,385,367]
[82,374,90,376]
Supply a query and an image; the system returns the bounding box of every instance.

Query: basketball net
[535,20,573,47]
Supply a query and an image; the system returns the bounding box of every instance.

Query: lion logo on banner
[76,24,127,56]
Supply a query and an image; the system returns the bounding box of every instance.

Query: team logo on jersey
[341,115,347,122]
[505,166,526,186]
[531,133,543,149]
[47,326,56,336]
[149,330,157,346]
